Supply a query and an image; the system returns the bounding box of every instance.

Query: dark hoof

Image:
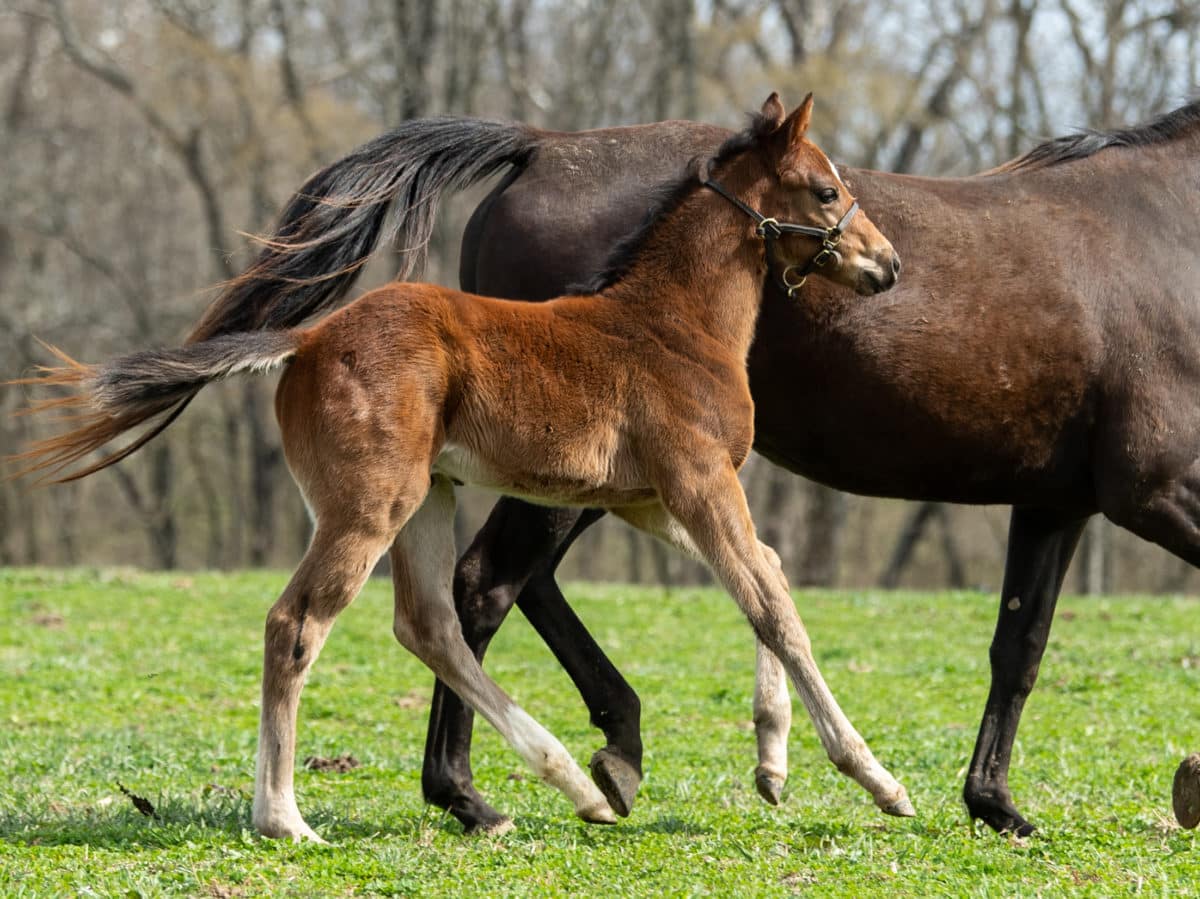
[589,747,642,818]
[465,816,515,837]
[1173,752,1200,829]
[965,793,1035,837]
[754,767,785,806]
[446,794,512,836]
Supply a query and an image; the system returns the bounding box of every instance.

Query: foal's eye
[816,188,838,204]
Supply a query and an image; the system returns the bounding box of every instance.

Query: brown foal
[14,94,906,840]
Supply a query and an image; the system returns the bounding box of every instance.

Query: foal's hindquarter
[256,173,909,837]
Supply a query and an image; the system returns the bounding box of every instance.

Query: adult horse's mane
[576,112,777,294]
[996,96,1200,173]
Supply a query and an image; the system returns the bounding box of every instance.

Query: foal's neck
[602,174,769,359]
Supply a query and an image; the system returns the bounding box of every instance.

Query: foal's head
[715,93,900,297]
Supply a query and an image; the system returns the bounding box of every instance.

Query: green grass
[0,568,1197,896]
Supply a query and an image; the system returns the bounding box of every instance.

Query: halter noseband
[702,178,860,298]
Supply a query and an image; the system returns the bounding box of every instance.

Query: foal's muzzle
[857,251,902,295]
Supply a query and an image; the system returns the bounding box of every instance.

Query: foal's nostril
[891,253,902,277]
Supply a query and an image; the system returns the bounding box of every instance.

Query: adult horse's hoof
[1172,752,1200,829]
[467,816,515,837]
[754,766,786,806]
[964,785,1035,836]
[445,792,513,835]
[589,747,641,818]
[881,795,915,818]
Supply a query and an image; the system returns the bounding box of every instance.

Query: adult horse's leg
[396,479,616,826]
[423,500,642,831]
[963,507,1088,836]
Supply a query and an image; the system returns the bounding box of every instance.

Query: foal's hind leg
[754,639,792,805]
[964,507,1087,837]
[396,479,615,826]
[253,521,398,841]
[423,502,641,832]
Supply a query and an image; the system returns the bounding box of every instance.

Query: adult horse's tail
[189,117,538,342]
[11,117,538,482]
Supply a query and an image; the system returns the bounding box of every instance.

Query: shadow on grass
[3,789,736,848]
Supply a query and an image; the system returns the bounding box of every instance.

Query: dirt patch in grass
[304,754,360,773]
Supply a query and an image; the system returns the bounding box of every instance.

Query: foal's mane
[995,97,1200,173]
[576,113,777,294]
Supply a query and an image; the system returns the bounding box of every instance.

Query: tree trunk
[756,463,794,576]
[626,529,644,583]
[149,442,178,570]
[393,0,437,120]
[1076,517,1110,595]
[880,502,937,589]
[796,484,846,587]
[244,383,282,567]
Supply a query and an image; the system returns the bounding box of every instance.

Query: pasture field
[0,568,1196,896]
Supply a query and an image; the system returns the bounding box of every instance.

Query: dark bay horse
[123,96,1200,837]
[438,101,1200,837]
[14,96,909,841]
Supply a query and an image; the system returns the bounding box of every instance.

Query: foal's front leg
[632,468,913,818]
[614,505,792,805]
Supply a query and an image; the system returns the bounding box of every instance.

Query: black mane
[575,112,777,294]
[1001,97,1200,172]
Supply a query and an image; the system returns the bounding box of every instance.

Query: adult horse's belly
[747,283,1100,509]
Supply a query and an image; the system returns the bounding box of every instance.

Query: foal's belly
[433,440,657,509]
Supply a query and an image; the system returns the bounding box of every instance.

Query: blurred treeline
[2,0,1198,592]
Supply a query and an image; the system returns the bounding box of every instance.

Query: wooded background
[2,0,1198,592]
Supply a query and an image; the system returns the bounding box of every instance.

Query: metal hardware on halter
[780,265,807,297]
[702,177,860,297]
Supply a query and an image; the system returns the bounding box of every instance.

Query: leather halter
[702,178,860,298]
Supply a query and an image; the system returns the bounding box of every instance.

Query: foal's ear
[783,93,814,147]
[760,92,787,130]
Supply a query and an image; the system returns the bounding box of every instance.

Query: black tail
[11,332,301,483]
[188,117,538,343]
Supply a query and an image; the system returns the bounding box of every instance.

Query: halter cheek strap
[702,178,860,298]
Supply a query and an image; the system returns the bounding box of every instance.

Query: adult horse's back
[124,101,1200,835]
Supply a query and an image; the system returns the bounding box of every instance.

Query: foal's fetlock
[253,808,327,844]
[588,746,642,818]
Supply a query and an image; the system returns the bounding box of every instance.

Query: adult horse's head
[707,92,901,297]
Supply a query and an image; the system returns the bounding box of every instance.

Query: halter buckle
[781,265,807,298]
[756,218,783,241]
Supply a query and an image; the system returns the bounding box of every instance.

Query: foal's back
[277,281,728,508]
